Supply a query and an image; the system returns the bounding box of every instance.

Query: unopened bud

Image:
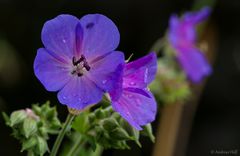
[10,110,27,126]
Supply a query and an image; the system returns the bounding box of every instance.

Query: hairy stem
[50,113,75,156]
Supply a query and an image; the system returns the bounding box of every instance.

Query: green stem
[66,135,82,156]
[50,113,75,156]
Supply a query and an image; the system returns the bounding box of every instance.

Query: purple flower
[34,14,125,110]
[110,53,157,130]
[168,7,212,83]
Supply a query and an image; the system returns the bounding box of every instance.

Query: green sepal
[142,124,155,143]
[21,136,37,152]
[110,128,131,140]
[35,136,48,156]
[119,118,141,147]
[95,108,105,119]
[23,118,38,138]
[2,112,10,126]
[102,118,119,131]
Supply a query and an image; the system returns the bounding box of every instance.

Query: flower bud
[95,108,105,119]
[102,118,119,131]
[10,110,27,126]
[36,136,48,156]
[23,118,38,138]
[21,137,37,152]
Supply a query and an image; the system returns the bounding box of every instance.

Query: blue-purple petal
[34,48,71,91]
[183,7,211,25]
[41,14,82,60]
[168,7,212,83]
[79,14,120,61]
[177,47,212,83]
[57,76,103,110]
[169,16,196,47]
[123,52,157,89]
[87,51,125,100]
[111,88,157,130]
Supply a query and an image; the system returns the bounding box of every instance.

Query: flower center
[71,55,91,77]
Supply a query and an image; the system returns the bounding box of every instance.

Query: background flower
[168,7,212,83]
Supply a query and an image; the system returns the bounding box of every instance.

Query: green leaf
[72,112,90,134]
[21,137,37,152]
[10,110,27,126]
[23,118,38,138]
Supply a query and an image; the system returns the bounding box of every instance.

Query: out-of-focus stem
[66,135,83,156]
[149,37,166,54]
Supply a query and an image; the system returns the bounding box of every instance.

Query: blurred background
[0,0,240,155]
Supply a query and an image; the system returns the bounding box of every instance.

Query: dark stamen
[77,73,83,77]
[84,62,91,71]
[72,55,85,66]
[71,55,91,77]
[79,55,85,62]
[72,57,77,65]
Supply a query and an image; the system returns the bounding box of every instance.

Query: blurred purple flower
[110,53,157,130]
[34,14,125,110]
[168,7,212,83]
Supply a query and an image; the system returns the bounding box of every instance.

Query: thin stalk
[149,37,167,54]
[50,113,75,156]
